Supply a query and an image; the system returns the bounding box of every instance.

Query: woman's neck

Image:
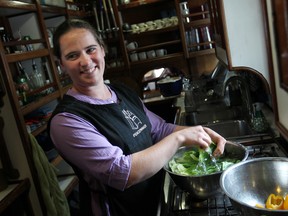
[71,84,112,100]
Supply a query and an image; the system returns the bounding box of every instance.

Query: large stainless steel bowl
[164,141,248,200]
[220,157,288,215]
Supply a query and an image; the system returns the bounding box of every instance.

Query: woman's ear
[56,60,65,74]
[102,46,106,57]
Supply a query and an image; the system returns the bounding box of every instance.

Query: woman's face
[59,28,106,90]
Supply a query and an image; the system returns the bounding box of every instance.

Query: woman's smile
[80,65,97,74]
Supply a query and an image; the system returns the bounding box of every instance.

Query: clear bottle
[0,26,11,54]
[32,60,44,88]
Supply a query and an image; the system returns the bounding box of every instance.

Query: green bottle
[16,62,29,104]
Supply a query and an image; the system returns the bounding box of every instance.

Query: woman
[49,19,226,216]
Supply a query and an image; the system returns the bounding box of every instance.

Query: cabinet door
[208,0,270,86]
[265,0,288,140]
[272,0,288,92]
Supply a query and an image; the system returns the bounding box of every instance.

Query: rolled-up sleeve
[50,113,131,191]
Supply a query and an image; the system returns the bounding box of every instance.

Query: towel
[29,133,70,216]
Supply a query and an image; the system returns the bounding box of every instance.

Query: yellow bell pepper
[255,203,264,208]
[284,194,288,210]
[266,194,283,210]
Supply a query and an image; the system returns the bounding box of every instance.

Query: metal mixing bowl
[164,141,248,200]
[220,157,288,215]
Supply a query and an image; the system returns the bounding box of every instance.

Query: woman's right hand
[173,125,226,156]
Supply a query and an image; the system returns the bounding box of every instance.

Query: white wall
[221,0,270,87]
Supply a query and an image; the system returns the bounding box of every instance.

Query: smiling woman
[49,19,226,216]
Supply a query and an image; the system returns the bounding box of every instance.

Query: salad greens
[169,142,240,176]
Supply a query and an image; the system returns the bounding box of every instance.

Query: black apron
[48,84,163,216]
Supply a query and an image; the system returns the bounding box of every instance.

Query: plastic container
[157,76,182,97]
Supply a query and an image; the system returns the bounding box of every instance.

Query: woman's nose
[79,53,92,66]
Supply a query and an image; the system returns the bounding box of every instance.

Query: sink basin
[180,107,243,126]
[178,105,271,140]
[204,120,254,139]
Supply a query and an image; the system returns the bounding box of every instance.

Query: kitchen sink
[178,107,272,140]
[179,106,243,126]
[204,120,255,139]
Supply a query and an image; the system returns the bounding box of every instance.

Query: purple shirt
[50,86,176,215]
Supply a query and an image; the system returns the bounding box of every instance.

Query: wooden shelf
[0,179,34,215]
[0,1,36,16]
[117,0,171,10]
[41,5,67,18]
[31,124,47,137]
[128,40,181,53]
[21,90,61,116]
[58,175,78,197]
[188,48,215,57]
[67,9,88,17]
[130,52,183,65]
[184,18,211,28]
[125,25,179,39]
[51,155,63,167]
[6,49,50,63]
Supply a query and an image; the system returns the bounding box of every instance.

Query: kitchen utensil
[157,76,182,97]
[102,0,112,35]
[107,0,118,32]
[92,1,102,36]
[164,141,248,200]
[220,157,288,215]
[99,0,105,38]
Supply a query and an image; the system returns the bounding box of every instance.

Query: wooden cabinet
[117,0,182,65]
[207,0,270,89]
[112,0,214,67]
[263,0,288,142]
[104,0,217,93]
[0,0,93,214]
[270,0,288,92]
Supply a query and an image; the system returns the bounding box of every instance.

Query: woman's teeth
[82,66,96,74]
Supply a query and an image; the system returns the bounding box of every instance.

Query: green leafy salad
[168,142,241,176]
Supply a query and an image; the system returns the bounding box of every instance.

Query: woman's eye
[66,53,78,61]
[87,47,97,54]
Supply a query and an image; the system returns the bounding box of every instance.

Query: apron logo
[122,109,147,137]
[122,109,142,130]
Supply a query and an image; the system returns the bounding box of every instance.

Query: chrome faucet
[222,74,254,123]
